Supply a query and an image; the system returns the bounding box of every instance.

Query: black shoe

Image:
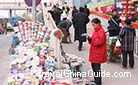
[130,66,134,69]
[121,66,127,69]
[78,47,82,51]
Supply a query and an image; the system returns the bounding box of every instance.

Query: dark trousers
[61,28,68,43]
[122,51,134,68]
[91,63,102,85]
[78,41,83,50]
[66,29,72,43]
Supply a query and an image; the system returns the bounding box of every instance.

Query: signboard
[24,0,41,7]
[100,4,115,12]
[88,0,115,12]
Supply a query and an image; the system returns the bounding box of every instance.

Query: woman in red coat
[88,18,107,85]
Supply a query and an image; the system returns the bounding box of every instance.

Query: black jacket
[48,8,62,25]
[72,9,78,18]
[72,12,89,42]
[108,16,121,37]
[84,8,90,16]
[57,19,72,30]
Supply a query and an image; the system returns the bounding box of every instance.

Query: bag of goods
[114,39,121,55]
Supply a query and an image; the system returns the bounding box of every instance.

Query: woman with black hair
[88,18,107,85]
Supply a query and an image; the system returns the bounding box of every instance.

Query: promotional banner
[88,0,115,12]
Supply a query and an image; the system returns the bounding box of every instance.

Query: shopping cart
[106,31,121,63]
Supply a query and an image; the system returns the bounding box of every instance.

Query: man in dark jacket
[72,7,89,51]
[108,9,121,37]
[108,9,121,62]
[48,6,59,25]
[120,19,136,69]
[84,5,90,17]
[72,6,78,18]
[55,4,63,25]
[48,5,62,26]
[72,6,78,29]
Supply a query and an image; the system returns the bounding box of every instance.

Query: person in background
[88,18,107,85]
[72,6,78,29]
[63,2,70,15]
[84,5,90,17]
[2,19,8,35]
[108,9,121,62]
[48,6,56,21]
[61,7,68,20]
[36,9,43,23]
[58,18,72,43]
[108,9,121,37]
[119,19,136,69]
[72,7,89,51]
[56,3,62,13]
[48,5,61,26]
[72,6,78,18]
[55,3,63,25]
[44,2,47,7]
[0,21,4,34]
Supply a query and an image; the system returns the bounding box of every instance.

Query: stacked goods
[16,21,48,43]
[8,21,86,85]
[8,43,55,85]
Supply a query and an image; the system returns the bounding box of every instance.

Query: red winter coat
[89,25,107,64]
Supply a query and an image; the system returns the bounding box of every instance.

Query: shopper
[61,7,68,20]
[88,18,107,85]
[2,19,8,35]
[63,2,70,15]
[72,7,89,51]
[72,6,78,18]
[72,6,78,29]
[57,18,72,43]
[48,5,62,26]
[108,9,121,62]
[119,19,136,69]
[48,6,58,23]
[56,3,62,13]
[84,5,90,17]
[108,9,121,37]
[55,3,63,25]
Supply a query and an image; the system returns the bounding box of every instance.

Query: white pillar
[32,0,36,22]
